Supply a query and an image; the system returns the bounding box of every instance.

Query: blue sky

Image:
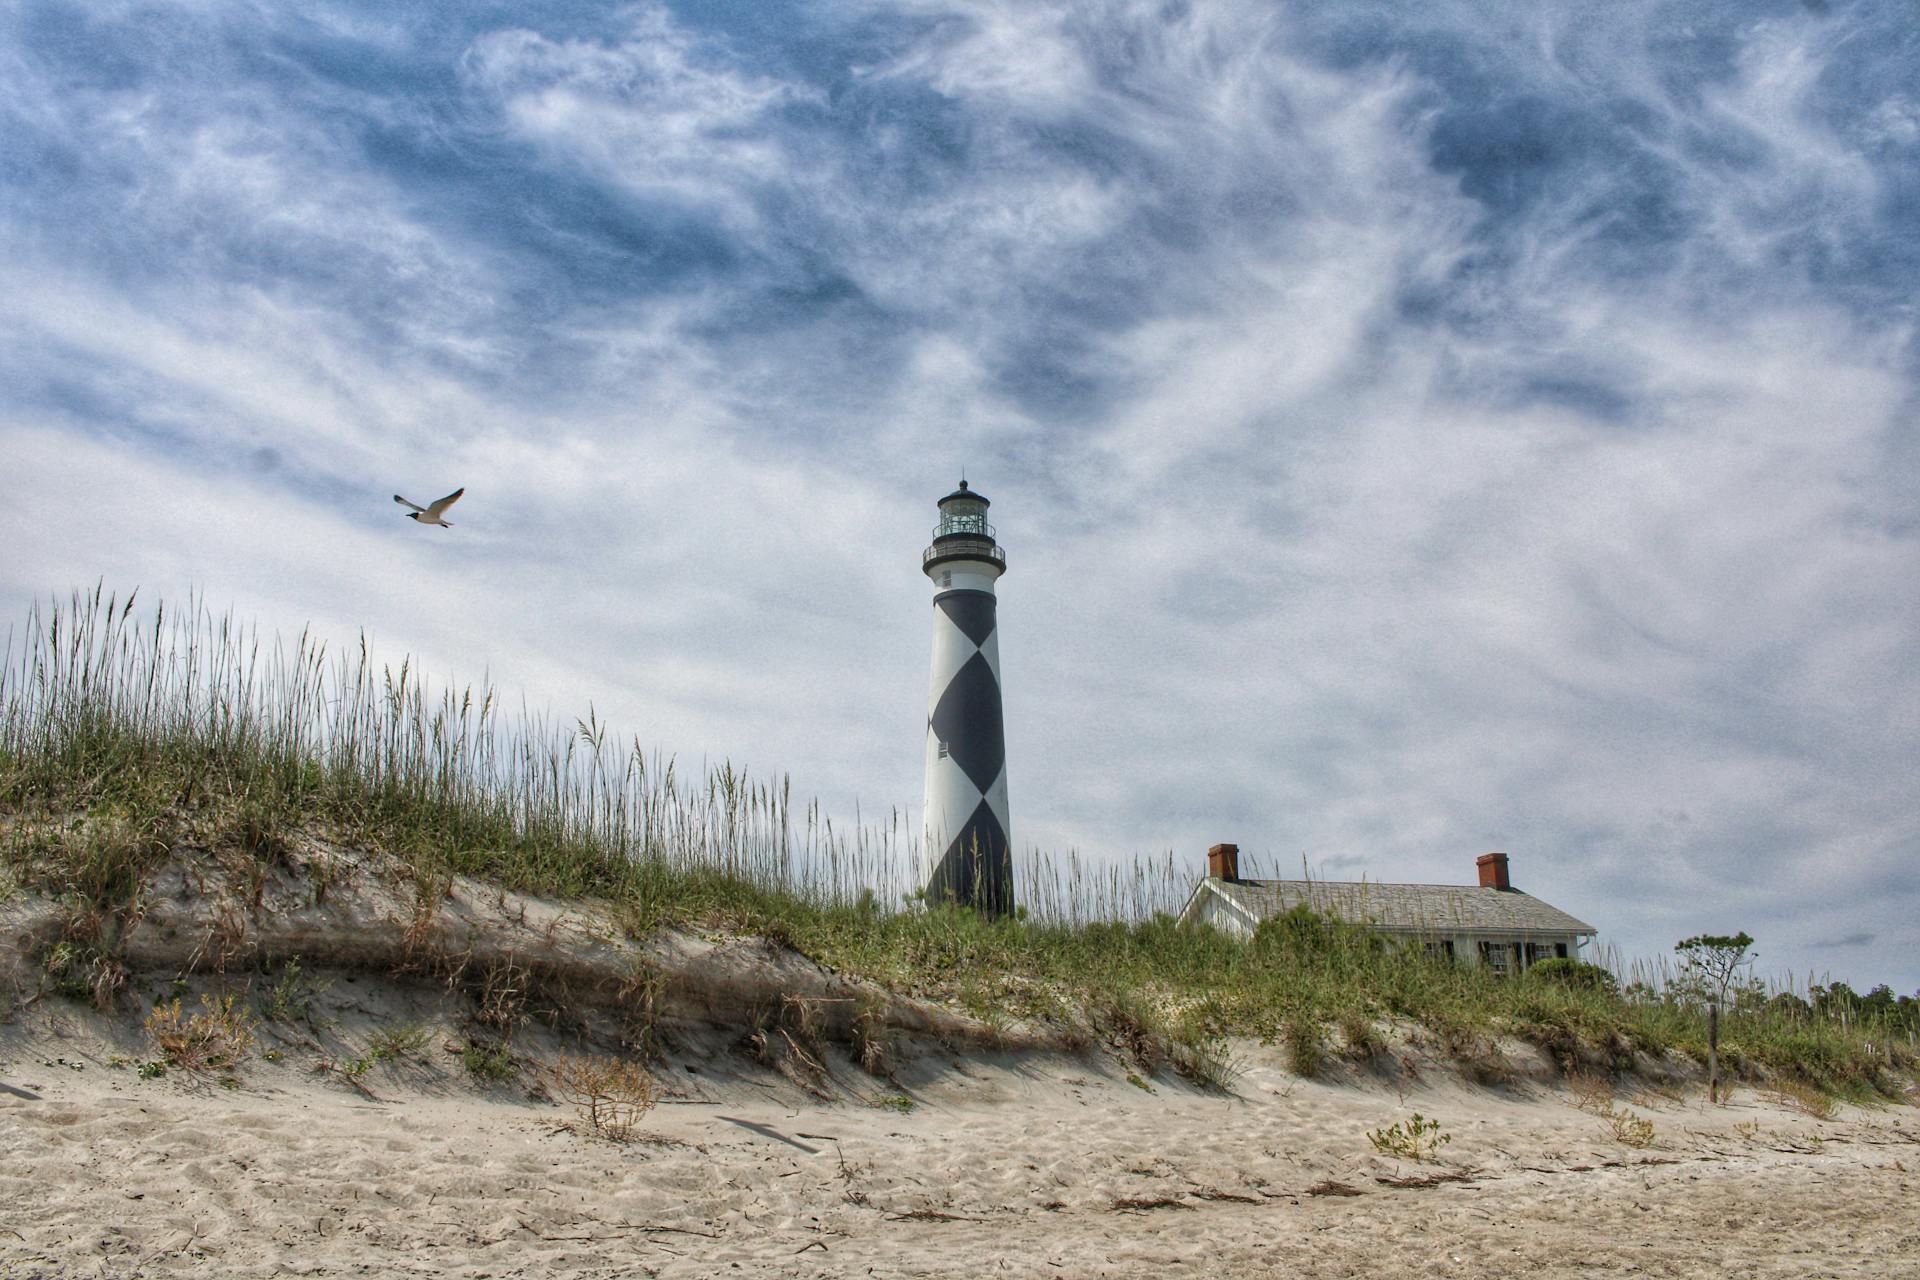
[2,0,1916,993]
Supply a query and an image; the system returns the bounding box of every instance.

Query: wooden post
[1708,1002,1720,1104]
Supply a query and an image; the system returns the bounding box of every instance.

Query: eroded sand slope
[4,1008,1916,1279]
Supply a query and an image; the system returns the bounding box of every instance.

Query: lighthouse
[920,480,1013,916]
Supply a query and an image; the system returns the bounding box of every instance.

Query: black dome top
[937,479,990,508]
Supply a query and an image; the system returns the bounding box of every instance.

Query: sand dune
[3,845,1914,1276]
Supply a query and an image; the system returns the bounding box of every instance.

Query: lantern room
[923,480,1006,574]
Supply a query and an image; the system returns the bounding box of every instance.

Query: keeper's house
[1177,846,1596,975]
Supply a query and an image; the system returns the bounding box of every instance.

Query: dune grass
[3,587,1916,1100]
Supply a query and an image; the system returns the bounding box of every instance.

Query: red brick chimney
[1476,851,1511,891]
[1208,843,1240,882]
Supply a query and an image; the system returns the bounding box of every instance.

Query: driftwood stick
[1709,1002,1720,1105]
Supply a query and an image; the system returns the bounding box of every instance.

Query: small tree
[1674,932,1754,1103]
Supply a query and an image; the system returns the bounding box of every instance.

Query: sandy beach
[10,6,1920,1273]
[5,998,1916,1279]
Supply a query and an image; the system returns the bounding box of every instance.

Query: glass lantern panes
[936,498,991,539]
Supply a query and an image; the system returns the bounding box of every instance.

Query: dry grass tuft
[1599,1103,1656,1148]
[851,999,893,1076]
[144,993,256,1073]
[39,936,128,1011]
[1567,1071,1615,1115]
[1768,1080,1837,1120]
[1340,1014,1384,1062]
[1459,1040,1516,1087]
[616,963,667,1057]
[473,958,530,1036]
[747,1021,831,1097]
[550,1053,660,1142]
[782,993,832,1043]
[1170,1033,1242,1092]
[1427,1019,1515,1087]
[1633,1079,1687,1110]
[1092,992,1170,1077]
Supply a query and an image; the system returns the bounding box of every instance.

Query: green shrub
[1283,1012,1327,1078]
[1368,1113,1451,1161]
[1251,904,1383,963]
[260,958,331,1025]
[461,1040,516,1083]
[366,1022,432,1062]
[1526,957,1619,996]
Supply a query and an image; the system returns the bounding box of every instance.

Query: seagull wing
[393,494,425,513]
[424,487,465,518]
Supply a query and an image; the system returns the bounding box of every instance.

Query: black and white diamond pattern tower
[920,480,1013,917]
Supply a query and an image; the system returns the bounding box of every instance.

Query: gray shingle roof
[1207,878,1597,935]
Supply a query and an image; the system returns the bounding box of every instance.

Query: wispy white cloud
[463,17,814,232]
[1,0,1916,990]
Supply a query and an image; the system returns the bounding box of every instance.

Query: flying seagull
[394,487,464,528]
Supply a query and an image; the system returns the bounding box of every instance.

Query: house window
[942,571,953,588]
[1555,942,1568,959]
[1478,941,1510,974]
[937,741,949,759]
